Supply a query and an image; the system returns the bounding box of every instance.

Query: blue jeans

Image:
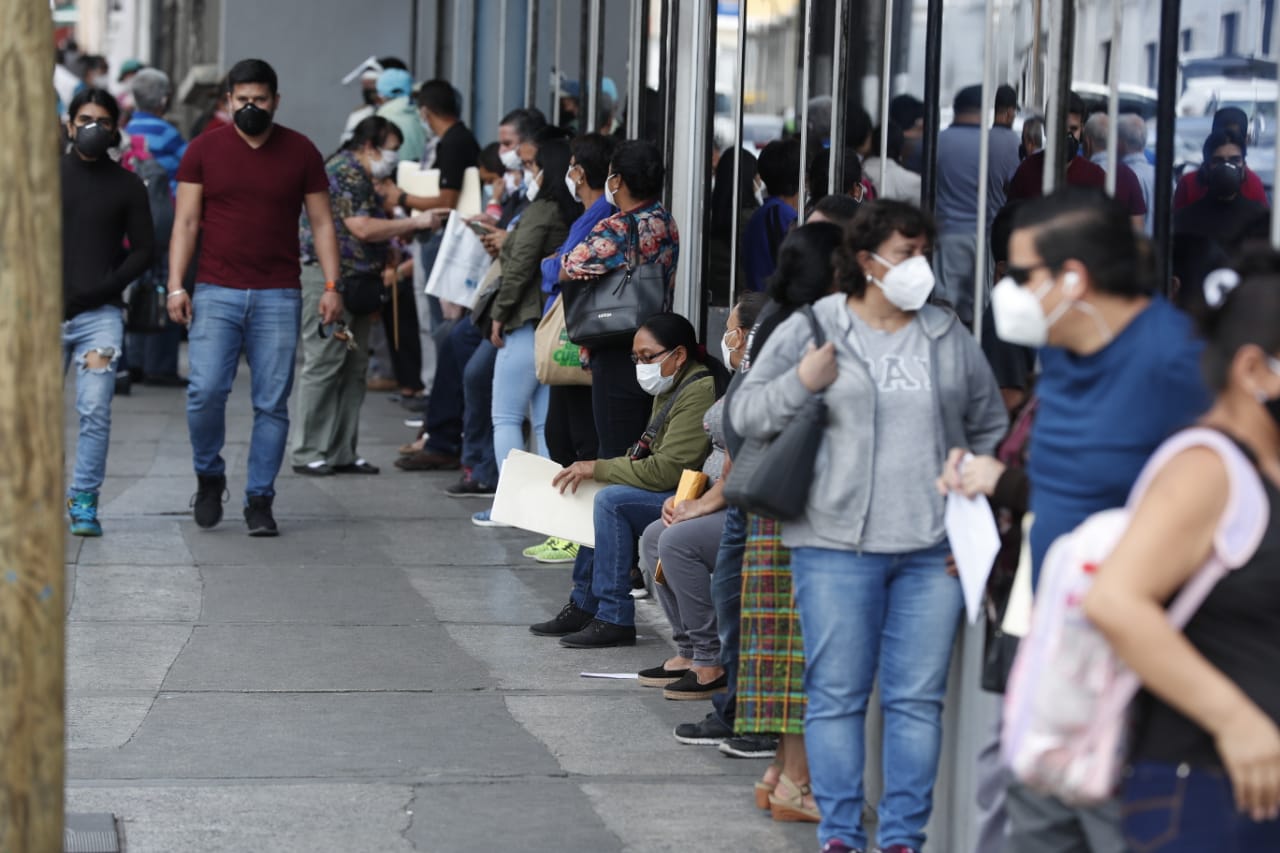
[63,305,124,496]
[571,485,672,626]
[711,505,747,728]
[791,542,962,851]
[186,284,301,500]
[423,318,483,457]
[1123,762,1280,852]
[462,337,499,486]
[492,321,549,470]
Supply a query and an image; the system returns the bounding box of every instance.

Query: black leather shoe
[529,601,595,637]
[559,618,637,649]
[292,463,335,476]
[332,460,380,474]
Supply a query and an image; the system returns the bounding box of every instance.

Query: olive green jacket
[491,198,569,334]
[594,362,716,492]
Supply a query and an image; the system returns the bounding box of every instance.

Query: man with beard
[167,59,343,537]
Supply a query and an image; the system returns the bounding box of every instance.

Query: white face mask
[635,352,676,396]
[604,173,619,208]
[991,277,1056,347]
[524,169,542,202]
[370,147,399,180]
[564,168,580,202]
[753,179,766,207]
[503,171,520,196]
[500,147,522,172]
[720,329,742,372]
[870,253,935,312]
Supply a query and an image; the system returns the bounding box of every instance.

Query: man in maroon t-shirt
[167,59,342,537]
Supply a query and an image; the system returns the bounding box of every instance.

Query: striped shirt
[126,111,188,193]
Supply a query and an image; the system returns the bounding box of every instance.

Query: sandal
[754,760,783,810]
[769,773,820,823]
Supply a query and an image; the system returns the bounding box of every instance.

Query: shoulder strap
[638,369,711,446]
[1127,426,1271,628]
[801,305,826,347]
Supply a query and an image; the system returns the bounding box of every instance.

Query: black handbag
[124,269,169,333]
[561,216,667,349]
[340,271,386,316]
[722,307,827,521]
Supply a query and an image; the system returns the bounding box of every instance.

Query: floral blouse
[300,149,387,277]
[560,200,680,294]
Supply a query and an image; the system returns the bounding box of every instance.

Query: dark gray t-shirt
[844,310,945,552]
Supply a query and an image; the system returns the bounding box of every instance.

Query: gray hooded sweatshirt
[729,293,1007,551]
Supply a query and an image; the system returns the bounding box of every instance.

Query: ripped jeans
[62,305,125,496]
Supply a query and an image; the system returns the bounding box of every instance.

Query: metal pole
[878,0,893,195]
[1272,0,1280,247]
[1030,0,1044,109]
[627,0,644,139]
[552,0,562,124]
[728,0,748,290]
[1104,0,1121,196]
[830,0,851,197]
[920,0,944,210]
[1152,0,1180,284]
[0,0,66,847]
[498,0,508,115]
[526,0,540,108]
[585,0,603,133]
[798,0,815,212]
[1043,0,1075,195]
[974,0,996,344]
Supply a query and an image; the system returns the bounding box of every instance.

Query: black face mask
[234,103,273,136]
[1062,134,1080,165]
[73,122,113,159]
[1208,162,1244,199]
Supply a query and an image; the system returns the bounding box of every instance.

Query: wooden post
[0,0,67,849]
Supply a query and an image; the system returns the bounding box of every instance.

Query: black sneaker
[559,618,637,649]
[529,601,595,637]
[673,712,733,746]
[662,670,729,701]
[445,476,496,498]
[191,474,227,529]
[718,733,779,759]
[244,495,279,537]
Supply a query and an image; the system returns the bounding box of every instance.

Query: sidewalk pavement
[63,366,814,853]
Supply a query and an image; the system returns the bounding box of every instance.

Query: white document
[490,450,603,547]
[579,672,639,680]
[1001,513,1036,638]
[944,474,1002,625]
[396,162,440,198]
[456,167,483,218]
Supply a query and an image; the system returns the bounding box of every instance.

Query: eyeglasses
[1210,155,1245,168]
[74,115,115,131]
[1004,263,1052,286]
[318,321,357,352]
[630,349,671,365]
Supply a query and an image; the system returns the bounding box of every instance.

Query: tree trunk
[0,0,66,848]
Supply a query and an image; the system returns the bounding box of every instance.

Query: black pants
[381,279,424,392]
[546,385,598,467]
[589,347,652,459]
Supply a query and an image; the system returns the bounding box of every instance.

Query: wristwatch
[397,191,409,210]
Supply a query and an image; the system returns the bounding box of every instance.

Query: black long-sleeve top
[61,151,155,320]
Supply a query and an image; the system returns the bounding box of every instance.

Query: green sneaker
[67,491,103,537]
[535,539,580,565]
[523,537,561,559]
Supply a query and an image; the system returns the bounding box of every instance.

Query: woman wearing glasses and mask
[731,199,1006,853]
[61,88,155,537]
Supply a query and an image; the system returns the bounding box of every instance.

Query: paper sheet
[489,450,604,547]
[1001,513,1035,637]
[944,471,1002,625]
[580,672,639,680]
[396,162,440,198]
[456,167,483,218]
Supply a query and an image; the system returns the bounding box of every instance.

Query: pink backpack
[1001,427,1269,804]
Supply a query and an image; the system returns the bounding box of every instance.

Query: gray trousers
[639,511,726,666]
[289,266,373,468]
[933,231,983,328]
[1005,783,1126,853]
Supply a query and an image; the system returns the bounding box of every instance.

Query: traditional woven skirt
[734,514,806,735]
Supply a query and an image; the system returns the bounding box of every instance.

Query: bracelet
[324,280,338,292]
[166,290,186,300]
[397,191,408,209]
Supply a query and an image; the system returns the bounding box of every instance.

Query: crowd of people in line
[56,49,1280,853]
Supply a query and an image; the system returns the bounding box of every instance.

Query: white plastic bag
[424,210,492,310]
